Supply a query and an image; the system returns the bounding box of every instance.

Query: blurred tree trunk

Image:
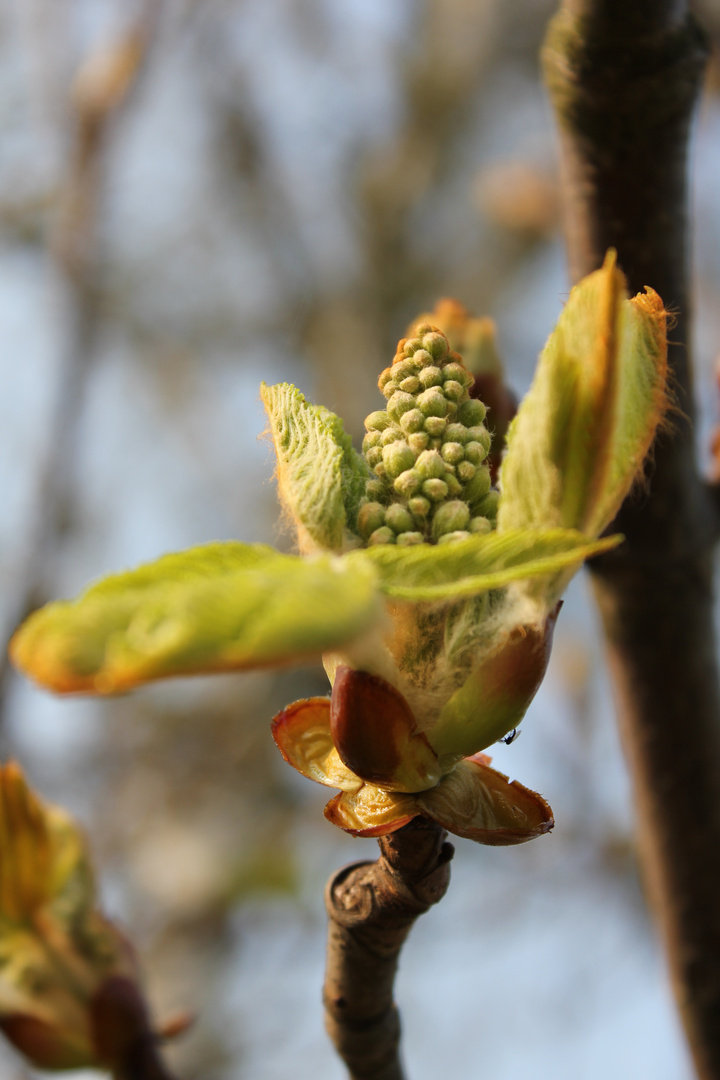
[543,2,720,1076]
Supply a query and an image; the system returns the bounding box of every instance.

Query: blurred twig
[0,6,161,739]
[543,3,720,1076]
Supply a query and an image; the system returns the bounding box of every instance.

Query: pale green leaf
[345,528,621,602]
[498,251,667,538]
[261,382,370,552]
[11,543,382,694]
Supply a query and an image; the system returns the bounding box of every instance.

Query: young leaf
[261,382,370,552]
[11,543,382,694]
[498,250,667,539]
[346,527,621,602]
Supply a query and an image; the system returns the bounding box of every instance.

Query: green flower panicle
[358,324,495,547]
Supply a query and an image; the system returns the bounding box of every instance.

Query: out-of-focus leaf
[498,250,667,540]
[261,383,370,553]
[11,543,383,694]
[0,765,139,1071]
[346,528,620,602]
[0,763,93,926]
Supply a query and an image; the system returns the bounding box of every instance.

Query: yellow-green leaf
[346,528,621,602]
[11,543,383,694]
[261,382,370,553]
[498,250,667,539]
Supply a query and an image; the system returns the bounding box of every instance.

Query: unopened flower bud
[424,416,447,437]
[387,391,417,421]
[423,478,448,501]
[357,502,386,539]
[443,362,472,386]
[464,440,488,465]
[470,516,492,534]
[422,331,449,361]
[466,425,490,445]
[457,460,476,483]
[416,449,446,479]
[399,376,421,394]
[417,389,448,418]
[365,410,391,432]
[413,349,434,368]
[382,440,415,479]
[386,504,415,534]
[408,432,429,454]
[441,442,465,465]
[419,365,442,388]
[396,531,424,546]
[408,496,430,517]
[368,526,396,545]
[443,380,465,403]
[458,398,487,425]
[432,500,471,539]
[445,422,469,444]
[463,467,491,505]
[394,468,422,496]
[381,427,402,446]
[400,408,425,434]
[437,530,471,544]
[475,490,499,519]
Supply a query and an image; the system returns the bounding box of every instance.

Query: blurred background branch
[0,1,161,741]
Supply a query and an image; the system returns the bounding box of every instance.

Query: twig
[0,7,160,743]
[324,817,453,1080]
[543,4,720,1077]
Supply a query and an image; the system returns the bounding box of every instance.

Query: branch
[324,818,453,1080]
[543,5,720,1077]
[0,8,159,743]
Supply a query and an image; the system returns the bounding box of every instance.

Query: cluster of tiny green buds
[358,324,497,546]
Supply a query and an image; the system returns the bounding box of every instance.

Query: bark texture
[543,5,720,1076]
[324,818,453,1080]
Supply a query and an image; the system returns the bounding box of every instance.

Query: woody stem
[323,817,453,1080]
[543,4,720,1077]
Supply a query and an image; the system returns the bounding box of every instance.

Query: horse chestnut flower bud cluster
[358,324,497,547]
